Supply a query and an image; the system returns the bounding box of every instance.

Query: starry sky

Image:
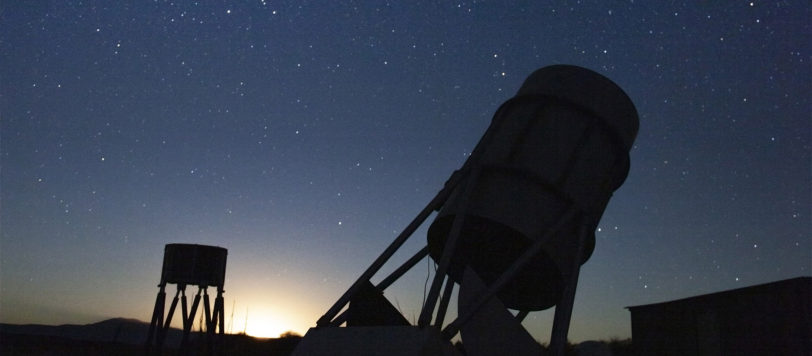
[1,0,809,342]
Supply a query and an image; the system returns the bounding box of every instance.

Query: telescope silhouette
[296,64,639,356]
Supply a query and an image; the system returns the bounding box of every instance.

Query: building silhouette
[627,277,811,356]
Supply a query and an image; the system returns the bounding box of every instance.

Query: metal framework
[314,166,589,356]
[314,96,596,355]
[146,244,227,356]
[304,65,639,356]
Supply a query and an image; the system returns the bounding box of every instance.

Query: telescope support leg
[329,247,430,327]
[549,223,590,356]
[441,207,578,339]
[316,171,464,327]
[419,168,481,327]
[433,278,456,327]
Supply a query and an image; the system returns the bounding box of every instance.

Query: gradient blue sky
[1,0,809,342]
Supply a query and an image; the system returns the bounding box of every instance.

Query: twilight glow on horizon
[1,1,809,341]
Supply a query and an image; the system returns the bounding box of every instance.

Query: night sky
[1,1,809,342]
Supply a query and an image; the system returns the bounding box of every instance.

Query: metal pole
[316,172,463,327]
[434,279,456,327]
[159,287,181,348]
[376,246,429,291]
[549,223,590,356]
[181,287,189,330]
[163,287,180,331]
[204,288,213,334]
[419,167,481,327]
[217,288,225,335]
[203,288,214,354]
[216,288,225,356]
[146,285,166,353]
[181,287,202,351]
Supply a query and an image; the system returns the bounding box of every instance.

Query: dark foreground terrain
[0,318,300,356]
[1,318,633,355]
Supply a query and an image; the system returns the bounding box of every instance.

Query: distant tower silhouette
[146,243,228,356]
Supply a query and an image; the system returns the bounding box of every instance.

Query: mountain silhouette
[1,318,301,355]
[1,317,183,346]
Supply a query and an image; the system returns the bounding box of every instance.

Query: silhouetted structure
[293,65,639,356]
[627,277,811,356]
[146,243,228,356]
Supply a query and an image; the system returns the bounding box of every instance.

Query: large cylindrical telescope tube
[427,65,638,311]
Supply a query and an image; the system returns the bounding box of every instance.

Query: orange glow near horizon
[244,314,288,338]
[230,303,309,339]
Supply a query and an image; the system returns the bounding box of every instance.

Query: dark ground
[1,319,633,355]
[0,332,301,356]
[0,318,301,356]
